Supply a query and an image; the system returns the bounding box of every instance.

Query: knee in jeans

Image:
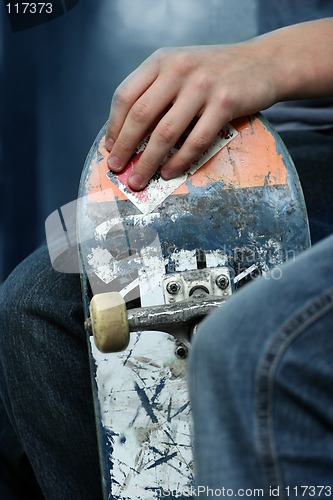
[0,247,51,342]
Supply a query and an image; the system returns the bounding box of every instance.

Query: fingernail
[105,138,114,152]
[128,173,145,191]
[107,155,122,171]
[161,168,174,180]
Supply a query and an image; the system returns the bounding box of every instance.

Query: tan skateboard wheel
[89,292,130,353]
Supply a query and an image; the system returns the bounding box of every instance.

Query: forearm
[254,18,333,101]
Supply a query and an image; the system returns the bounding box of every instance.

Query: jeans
[0,248,102,499]
[189,233,333,498]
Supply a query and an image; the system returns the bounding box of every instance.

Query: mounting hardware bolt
[175,344,188,359]
[166,281,181,295]
[85,318,92,333]
[216,274,229,290]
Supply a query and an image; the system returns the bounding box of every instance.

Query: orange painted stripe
[85,115,288,203]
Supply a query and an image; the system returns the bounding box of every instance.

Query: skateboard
[76,113,310,499]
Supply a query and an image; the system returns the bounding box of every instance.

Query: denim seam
[255,287,333,497]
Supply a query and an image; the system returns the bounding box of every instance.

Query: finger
[160,107,228,179]
[105,59,159,151]
[127,95,205,190]
[107,79,180,173]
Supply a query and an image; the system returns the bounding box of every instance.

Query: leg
[189,234,333,496]
[0,246,103,499]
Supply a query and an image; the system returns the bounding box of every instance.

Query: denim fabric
[189,234,333,498]
[0,247,103,499]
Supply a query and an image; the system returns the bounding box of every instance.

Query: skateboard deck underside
[77,114,310,499]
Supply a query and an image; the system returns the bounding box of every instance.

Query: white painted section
[91,331,193,499]
[234,263,258,284]
[87,247,116,284]
[139,248,165,306]
[87,215,163,291]
[173,250,197,272]
[205,250,228,268]
[88,207,195,497]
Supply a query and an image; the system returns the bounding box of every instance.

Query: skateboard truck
[86,266,234,354]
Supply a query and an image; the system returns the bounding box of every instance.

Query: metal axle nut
[166,281,181,295]
[216,274,229,290]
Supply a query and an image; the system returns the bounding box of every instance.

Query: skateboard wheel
[89,292,130,353]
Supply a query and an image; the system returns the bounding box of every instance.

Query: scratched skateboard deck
[77,113,310,499]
